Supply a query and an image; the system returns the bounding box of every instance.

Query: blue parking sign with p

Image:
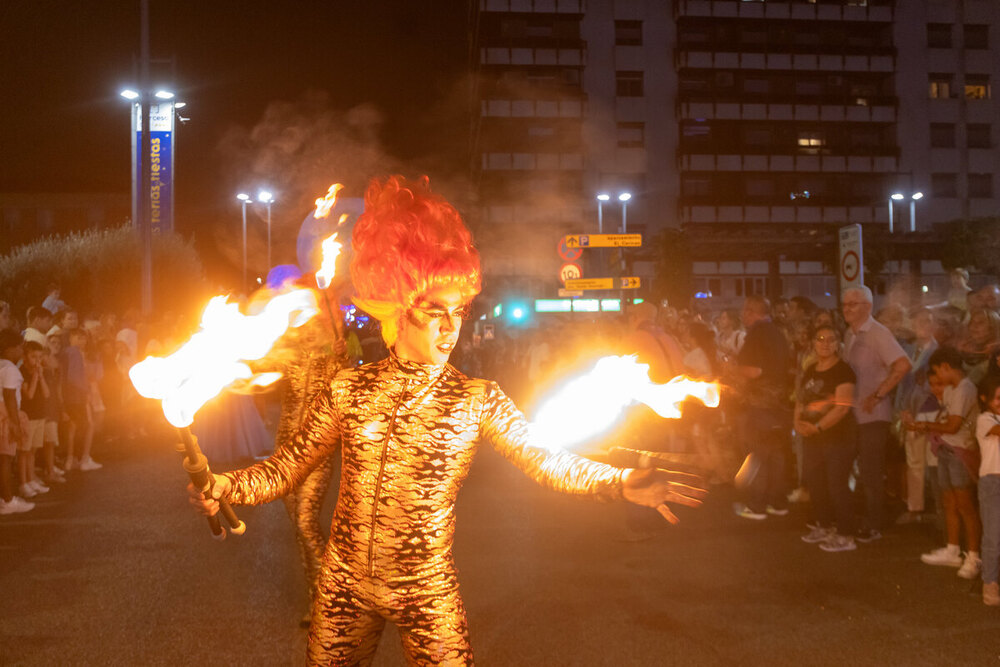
[579,235,590,247]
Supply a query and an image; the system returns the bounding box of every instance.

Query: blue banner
[133,103,174,234]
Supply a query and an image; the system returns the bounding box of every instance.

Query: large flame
[129,289,319,427]
[313,183,349,290]
[315,233,343,290]
[529,355,719,451]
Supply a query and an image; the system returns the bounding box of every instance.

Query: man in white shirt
[842,286,911,542]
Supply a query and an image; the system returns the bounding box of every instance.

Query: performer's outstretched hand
[187,474,233,517]
[622,468,707,525]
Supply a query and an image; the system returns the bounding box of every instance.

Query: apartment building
[471,0,999,308]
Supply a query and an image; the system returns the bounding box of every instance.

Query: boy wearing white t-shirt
[0,330,34,514]
[918,347,981,578]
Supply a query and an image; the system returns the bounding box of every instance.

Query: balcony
[679,153,898,173]
[675,50,894,71]
[674,0,893,22]
[481,45,586,66]
[678,101,896,122]
[480,0,584,13]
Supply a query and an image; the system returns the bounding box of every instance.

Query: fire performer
[270,314,347,621]
[191,175,705,666]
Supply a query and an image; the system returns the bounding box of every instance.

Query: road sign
[564,234,642,249]
[564,277,641,291]
[558,289,583,297]
[838,224,863,291]
[560,263,582,283]
[558,236,583,261]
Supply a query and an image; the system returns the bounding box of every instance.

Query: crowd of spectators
[442,274,1000,607]
[0,285,153,515]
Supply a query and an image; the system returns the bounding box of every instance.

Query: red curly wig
[350,175,481,345]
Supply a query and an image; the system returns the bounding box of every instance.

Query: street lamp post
[258,190,274,271]
[909,192,923,233]
[237,193,250,294]
[618,192,632,303]
[889,193,904,234]
[596,193,610,234]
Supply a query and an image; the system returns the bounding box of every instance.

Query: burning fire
[129,289,319,428]
[316,233,343,290]
[313,183,349,291]
[529,356,719,451]
[313,183,344,219]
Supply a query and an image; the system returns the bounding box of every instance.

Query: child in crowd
[62,328,100,471]
[42,334,66,484]
[918,347,982,579]
[23,306,52,346]
[903,370,947,532]
[0,330,33,514]
[18,341,52,498]
[977,375,1000,606]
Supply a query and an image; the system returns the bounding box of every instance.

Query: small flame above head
[529,356,719,451]
[313,183,344,220]
[128,289,319,428]
[315,233,343,290]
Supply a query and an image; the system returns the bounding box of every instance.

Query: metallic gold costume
[273,337,345,601]
[225,353,625,666]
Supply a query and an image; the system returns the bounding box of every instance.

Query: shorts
[44,420,59,446]
[26,419,45,451]
[937,447,974,490]
[65,402,90,428]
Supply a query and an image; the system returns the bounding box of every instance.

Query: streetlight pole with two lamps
[888,191,923,234]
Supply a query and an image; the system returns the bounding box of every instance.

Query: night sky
[1,0,471,275]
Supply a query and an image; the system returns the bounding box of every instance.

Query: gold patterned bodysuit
[225,353,625,666]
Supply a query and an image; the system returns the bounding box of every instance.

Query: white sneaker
[29,480,49,494]
[958,553,982,579]
[801,526,834,544]
[53,465,65,475]
[921,546,963,567]
[18,483,38,499]
[78,457,103,471]
[0,496,35,514]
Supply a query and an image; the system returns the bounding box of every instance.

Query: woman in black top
[794,324,858,552]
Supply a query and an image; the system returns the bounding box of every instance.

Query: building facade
[471,0,998,309]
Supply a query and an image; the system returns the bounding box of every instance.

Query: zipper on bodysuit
[367,379,407,576]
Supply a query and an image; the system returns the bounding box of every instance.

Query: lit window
[965,75,991,100]
[797,132,826,150]
[928,75,952,99]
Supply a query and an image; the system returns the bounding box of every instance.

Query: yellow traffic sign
[564,234,642,249]
[564,277,641,290]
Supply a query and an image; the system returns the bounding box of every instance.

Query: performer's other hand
[622,468,707,525]
[187,474,232,517]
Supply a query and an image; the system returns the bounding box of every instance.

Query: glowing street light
[154,90,175,100]
[258,190,274,270]
[888,191,924,233]
[596,193,610,233]
[236,193,250,294]
[120,89,139,100]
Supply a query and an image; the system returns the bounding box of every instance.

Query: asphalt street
[2,429,999,666]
